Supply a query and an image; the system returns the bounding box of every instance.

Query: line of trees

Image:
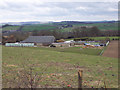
[2,31,29,44]
[31,26,119,39]
[72,26,101,37]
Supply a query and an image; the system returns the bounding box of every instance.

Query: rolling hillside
[2,21,118,32]
[21,24,57,31]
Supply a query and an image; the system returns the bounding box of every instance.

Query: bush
[105,38,110,41]
[74,38,90,41]
[112,38,114,40]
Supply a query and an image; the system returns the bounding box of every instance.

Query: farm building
[51,42,75,47]
[21,36,55,46]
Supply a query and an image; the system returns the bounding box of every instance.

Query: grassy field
[2,26,20,31]
[65,36,119,41]
[73,22,118,31]
[2,46,118,88]
[90,36,119,40]
[2,22,118,31]
[59,22,118,32]
[2,24,57,31]
[28,47,103,56]
[60,27,73,32]
[20,24,57,31]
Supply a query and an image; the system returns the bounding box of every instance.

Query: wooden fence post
[78,70,83,89]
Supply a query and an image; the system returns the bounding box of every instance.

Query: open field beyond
[2,22,118,31]
[2,46,118,88]
[73,22,118,31]
[65,37,119,41]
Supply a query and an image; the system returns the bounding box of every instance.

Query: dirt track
[102,41,119,58]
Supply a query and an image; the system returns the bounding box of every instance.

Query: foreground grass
[2,46,118,88]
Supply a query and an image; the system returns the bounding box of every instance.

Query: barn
[21,36,55,46]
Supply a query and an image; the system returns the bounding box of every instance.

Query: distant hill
[1,20,117,25]
[1,21,118,32]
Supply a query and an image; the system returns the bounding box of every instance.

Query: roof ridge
[21,36,55,43]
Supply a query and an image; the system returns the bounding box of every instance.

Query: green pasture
[27,46,102,56]
[2,46,118,88]
[90,37,119,40]
[2,26,20,31]
[73,22,118,31]
[2,22,118,32]
[60,27,73,32]
[65,36,119,41]
[21,24,57,31]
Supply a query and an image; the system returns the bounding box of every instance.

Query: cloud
[0,1,118,23]
[75,6,89,11]
[108,8,118,12]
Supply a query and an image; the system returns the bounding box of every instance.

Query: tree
[72,27,82,38]
[89,26,101,37]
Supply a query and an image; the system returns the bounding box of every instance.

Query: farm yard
[2,43,118,88]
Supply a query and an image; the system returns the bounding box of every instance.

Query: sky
[0,0,119,23]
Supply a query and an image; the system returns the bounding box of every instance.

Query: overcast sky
[0,0,119,23]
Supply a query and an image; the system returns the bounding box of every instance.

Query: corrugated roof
[21,36,55,43]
